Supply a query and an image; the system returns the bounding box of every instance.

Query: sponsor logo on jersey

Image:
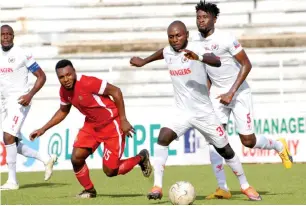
[169,68,191,76]
[0,68,13,73]
[211,43,219,51]
[8,56,15,63]
[181,56,189,63]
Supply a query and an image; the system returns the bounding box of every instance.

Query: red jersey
[59,75,118,128]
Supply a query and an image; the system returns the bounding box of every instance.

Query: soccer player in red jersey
[30,59,152,198]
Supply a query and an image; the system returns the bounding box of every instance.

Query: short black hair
[55,59,73,70]
[195,0,220,18]
[1,24,14,33]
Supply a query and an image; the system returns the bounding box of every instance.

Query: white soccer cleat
[0,182,19,190]
[44,154,58,181]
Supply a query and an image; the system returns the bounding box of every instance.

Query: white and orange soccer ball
[168,181,196,205]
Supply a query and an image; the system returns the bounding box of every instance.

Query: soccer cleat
[147,186,163,200]
[44,154,58,181]
[76,188,97,198]
[0,182,19,190]
[277,138,293,169]
[241,186,262,201]
[138,149,152,178]
[205,187,232,199]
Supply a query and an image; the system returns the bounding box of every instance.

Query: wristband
[198,55,203,62]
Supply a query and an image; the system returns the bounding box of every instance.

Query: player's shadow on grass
[97,194,144,198]
[20,182,69,189]
[151,201,169,204]
[196,190,293,201]
[230,190,293,196]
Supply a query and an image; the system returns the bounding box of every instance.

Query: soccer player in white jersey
[130,20,261,201]
[129,0,293,201]
[0,25,57,190]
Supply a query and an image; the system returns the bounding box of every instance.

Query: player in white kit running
[0,25,57,190]
[130,21,261,201]
[193,0,292,199]
[129,0,293,201]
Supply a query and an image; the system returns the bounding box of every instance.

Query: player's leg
[233,90,292,168]
[1,103,30,190]
[206,97,231,198]
[191,115,261,201]
[148,117,191,200]
[16,139,58,181]
[72,128,99,198]
[97,118,152,178]
[102,132,151,177]
[1,131,19,190]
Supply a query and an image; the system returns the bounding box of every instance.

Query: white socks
[209,145,250,190]
[209,145,229,191]
[254,135,283,152]
[5,143,18,184]
[153,144,168,188]
[224,154,249,190]
[17,142,49,165]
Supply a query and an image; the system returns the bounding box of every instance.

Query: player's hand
[120,119,135,138]
[179,49,199,60]
[18,93,33,106]
[130,57,146,67]
[216,92,235,106]
[29,128,46,141]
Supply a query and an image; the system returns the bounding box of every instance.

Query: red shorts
[73,118,125,169]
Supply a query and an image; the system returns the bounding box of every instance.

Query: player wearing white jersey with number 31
[0,25,57,190]
[129,0,293,201]
[130,20,261,201]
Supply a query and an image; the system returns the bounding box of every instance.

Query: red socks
[75,164,94,190]
[118,155,141,175]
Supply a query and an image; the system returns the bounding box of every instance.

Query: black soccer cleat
[138,149,152,178]
[76,188,97,198]
[147,187,163,200]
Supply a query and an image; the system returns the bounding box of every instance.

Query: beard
[1,43,14,52]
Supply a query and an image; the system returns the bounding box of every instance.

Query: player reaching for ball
[29,59,152,198]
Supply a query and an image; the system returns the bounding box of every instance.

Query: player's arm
[29,104,72,140]
[29,68,46,97]
[87,76,135,137]
[180,49,221,67]
[229,50,252,94]
[201,53,221,67]
[130,48,164,67]
[103,83,126,119]
[104,83,135,137]
[18,53,46,106]
[216,35,251,105]
[207,74,212,91]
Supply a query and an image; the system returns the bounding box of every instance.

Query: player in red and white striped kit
[30,59,152,198]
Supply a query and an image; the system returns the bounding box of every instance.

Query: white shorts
[1,99,30,138]
[164,112,228,148]
[210,89,254,135]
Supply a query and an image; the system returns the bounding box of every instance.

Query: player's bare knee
[157,127,177,146]
[214,144,235,160]
[70,156,84,167]
[3,132,16,145]
[103,167,118,177]
[239,133,256,148]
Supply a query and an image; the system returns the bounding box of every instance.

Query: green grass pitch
[1,164,306,205]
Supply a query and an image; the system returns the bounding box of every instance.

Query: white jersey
[191,29,249,92]
[163,41,214,114]
[0,46,40,100]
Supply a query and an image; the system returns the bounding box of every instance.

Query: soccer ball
[168,181,196,205]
